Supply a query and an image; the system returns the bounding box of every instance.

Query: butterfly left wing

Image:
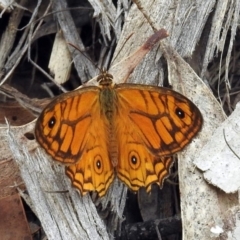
[35,87,114,197]
[114,84,202,192]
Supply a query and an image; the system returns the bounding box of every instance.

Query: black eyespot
[129,151,140,170]
[96,159,101,169]
[175,107,185,119]
[94,156,103,174]
[48,116,56,128]
[131,155,138,165]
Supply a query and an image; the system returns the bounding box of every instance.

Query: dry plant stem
[29,45,38,90]
[0,1,29,17]
[52,0,96,83]
[0,1,53,87]
[0,41,30,86]
[0,0,28,73]
[223,129,239,159]
[224,1,240,96]
[26,1,67,93]
[132,0,158,32]
[110,29,168,84]
[215,1,240,114]
[4,14,32,73]
[29,59,67,93]
[201,0,240,78]
[0,84,49,115]
[88,0,120,40]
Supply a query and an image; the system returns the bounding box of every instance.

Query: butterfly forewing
[115,84,203,157]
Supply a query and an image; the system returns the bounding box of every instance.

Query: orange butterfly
[35,69,202,197]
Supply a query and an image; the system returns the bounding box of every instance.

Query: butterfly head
[97,70,114,87]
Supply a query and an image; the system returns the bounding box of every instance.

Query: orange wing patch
[116,84,202,156]
[115,108,175,193]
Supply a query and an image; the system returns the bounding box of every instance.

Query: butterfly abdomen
[108,124,118,167]
[98,84,119,167]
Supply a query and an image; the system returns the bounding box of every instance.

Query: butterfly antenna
[68,42,113,77]
[67,42,102,73]
[111,33,134,64]
[98,37,116,71]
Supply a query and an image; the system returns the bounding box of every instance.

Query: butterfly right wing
[115,84,202,156]
[113,84,202,193]
[35,87,114,197]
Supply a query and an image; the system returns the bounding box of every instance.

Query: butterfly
[35,67,203,197]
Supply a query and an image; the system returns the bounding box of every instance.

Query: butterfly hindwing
[65,137,114,197]
[115,110,174,192]
[116,127,174,192]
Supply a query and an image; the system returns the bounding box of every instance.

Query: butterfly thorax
[98,71,119,167]
[97,71,116,120]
